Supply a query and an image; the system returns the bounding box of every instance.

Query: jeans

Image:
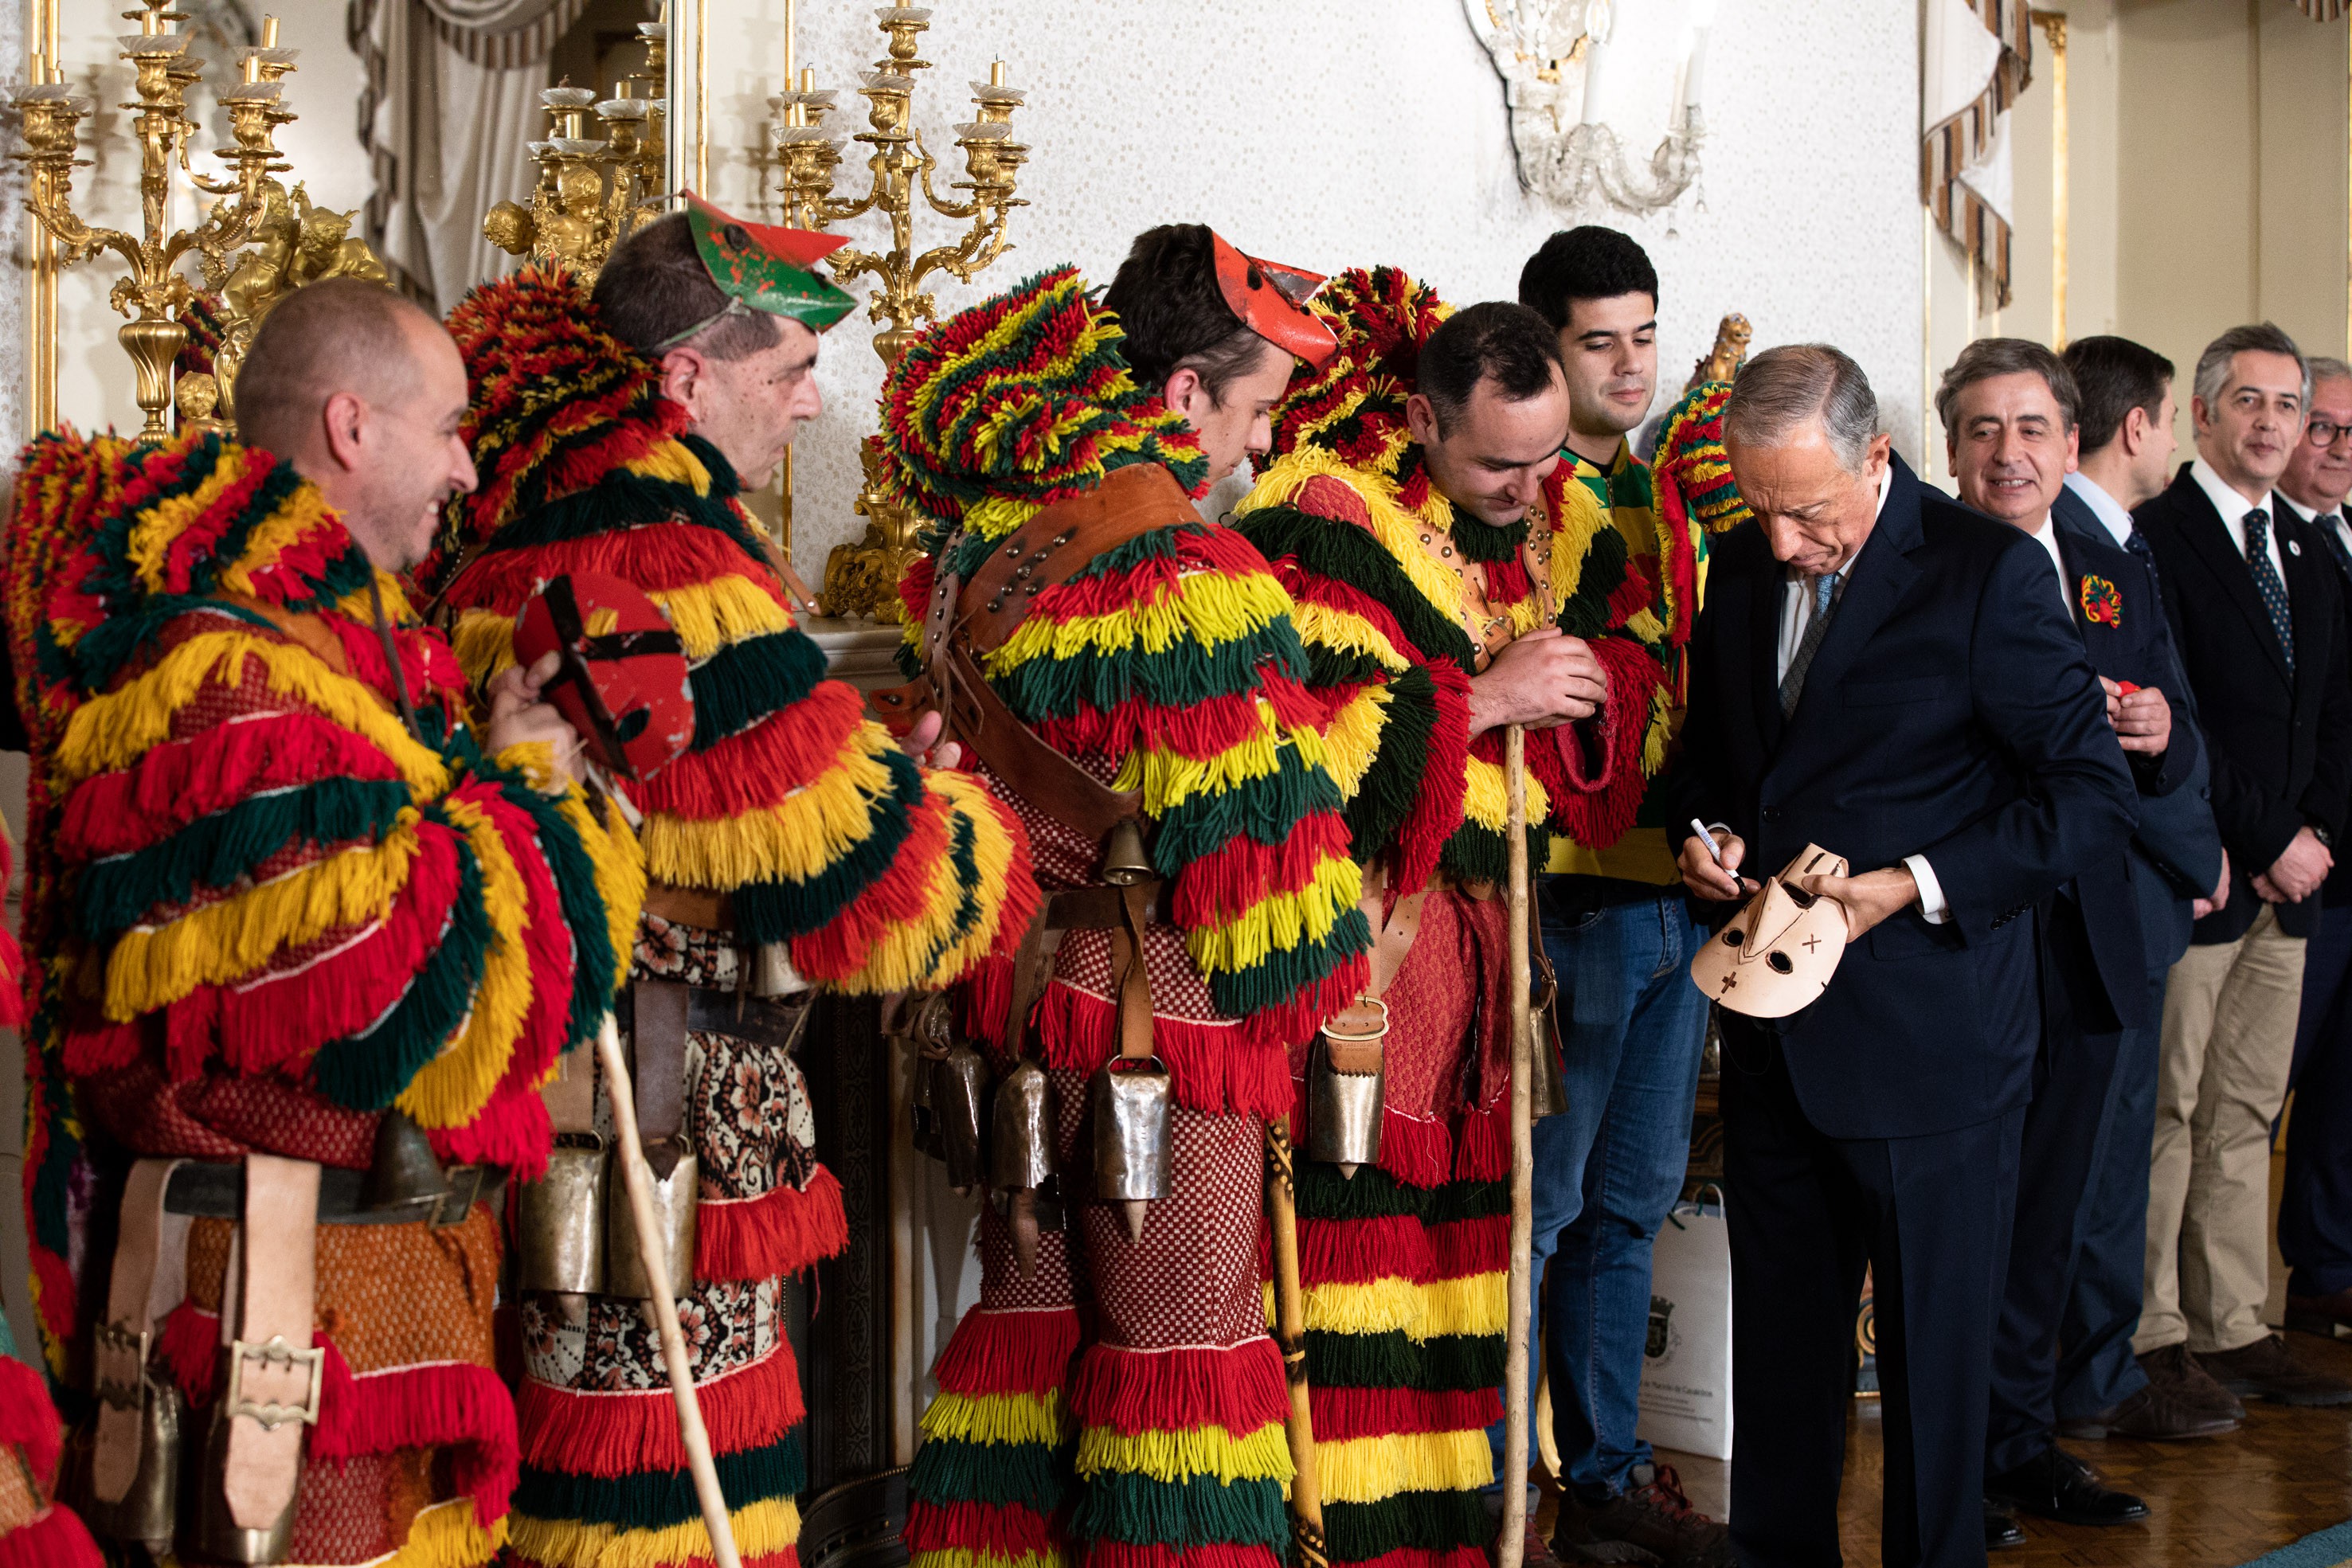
[1486,879,1710,1501]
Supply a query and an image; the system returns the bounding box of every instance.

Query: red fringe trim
[449,526,781,618]
[789,788,955,983]
[695,1166,849,1281]
[1544,636,1664,853]
[314,1339,519,1525]
[1391,660,1472,897]
[428,1076,554,1180]
[1035,983,1290,1119]
[903,1498,1061,1556]
[1372,1109,1454,1191]
[516,1339,804,1479]
[1426,1214,1508,1283]
[1088,1546,1282,1568]
[1344,1549,1489,1568]
[0,1357,64,1484]
[158,1300,221,1407]
[1297,1214,1431,1288]
[0,1505,104,1568]
[1068,1338,1288,1438]
[1167,812,1356,932]
[929,1304,1083,1399]
[637,683,865,822]
[1454,1096,1509,1183]
[1309,1385,1501,1442]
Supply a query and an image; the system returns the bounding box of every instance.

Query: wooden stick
[597,1012,743,1568]
[1497,724,1535,1568]
[1265,1116,1329,1568]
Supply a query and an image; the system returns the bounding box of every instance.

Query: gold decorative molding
[2032,10,2069,349]
[27,0,59,437]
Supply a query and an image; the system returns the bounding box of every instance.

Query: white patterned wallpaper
[699,0,1929,581]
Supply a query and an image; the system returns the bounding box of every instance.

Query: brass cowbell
[1090,1053,1172,1241]
[516,1133,610,1294]
[990,1058,1057,1279]
[1308,1033,1387,1179]
[1101,817,1153,886]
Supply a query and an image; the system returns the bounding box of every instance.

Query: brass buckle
[223,1336,323,1431]
[430,1164,487,1230]
[1321,996,1391,1044]
[92,1319,151,1410]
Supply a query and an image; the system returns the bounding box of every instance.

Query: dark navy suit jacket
[2274,492,2352,910]
[1670,456,2139,1140]
[2050,484,2223,973]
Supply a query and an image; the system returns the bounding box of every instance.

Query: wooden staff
[597,1012,743,1568]
[1497,724,1536,1568]
[1265,1116,1329,1568]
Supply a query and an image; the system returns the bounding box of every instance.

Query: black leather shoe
[1984,1500,2025,1551]
[1985,1446,2149,1527]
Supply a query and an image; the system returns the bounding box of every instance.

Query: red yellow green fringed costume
[1540,381,1750,882]
[429,261,1038,1568]
[1229,268,1634,1568]
[3,428,641,1566]
[878,267,1372,1568]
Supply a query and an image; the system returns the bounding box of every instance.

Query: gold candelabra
[13,3,297,443]
[769,5,1031,623]
[486,16,671,276]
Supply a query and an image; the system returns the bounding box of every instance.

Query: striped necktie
[1779,571,1841,718]
[2244,509,2295,676]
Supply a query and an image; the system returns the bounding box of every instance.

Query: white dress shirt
[2064,471,2138,550]
[2191,456,2287,594]
[2022,513,2072,617]
[2279,492,2352,562]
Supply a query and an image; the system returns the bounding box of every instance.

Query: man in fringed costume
[425,198,1039,1568]
[1513,226,1747,1567]
[6,278,640,1566]
[1231,275,1643,1568]
[885,233,1372,1568]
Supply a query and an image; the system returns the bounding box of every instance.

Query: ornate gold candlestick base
[824,443,924,624]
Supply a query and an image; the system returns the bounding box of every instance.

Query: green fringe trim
[1209,909,1373,1021]
[1232,506,1477,676]
[476,435,764,562]
[1340,664,1437,860]
[994,635,1282,729]
[914,804,988,980]
[728,752,923,944]
[1446,511,1527,565]
[1068,1470,1287,1550]
[691,629,831,751]
[1148,747,1347,872]
[1324,1490,1492,1562]
[513,1429,806,1531]
[1294,1162,1509,1224]
[1438,816,1548,890]
[1304,1330,1507,1395]
[467,749,621,1049]
[908,1432,1073,1512]
[1555,524,1630,643]
[74,777,413,942]
[1304,643,1395,692]
[309,836,491,1110]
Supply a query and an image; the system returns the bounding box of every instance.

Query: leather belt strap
[628,980,693,1181]
[542,1043,597,1137]
[1322,866,1431,1073]
[942,638,1140,843]
[645,881,734,933]
[93,1159,190,1504]
[221,1155,321,1531]
[163,1161,503,1227]
[1111,881,1156,1064]
[685,986,813,1056]
[1003,882,1168,1062]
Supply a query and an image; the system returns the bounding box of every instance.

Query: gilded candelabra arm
[916,132,980,221]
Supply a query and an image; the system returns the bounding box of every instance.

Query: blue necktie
[1779,571,1840,718]
[2244,510,2295,675]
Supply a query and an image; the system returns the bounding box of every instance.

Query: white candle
[1685,0,1717,108]
[1578,0,1614,125]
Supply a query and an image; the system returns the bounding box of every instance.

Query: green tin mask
[658,192,855,349]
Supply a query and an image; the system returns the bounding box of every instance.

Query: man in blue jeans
[1504,228,1732,1568]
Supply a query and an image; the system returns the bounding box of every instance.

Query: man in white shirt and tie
[2272,358,2352,1339]
[2133,323,2352,1410]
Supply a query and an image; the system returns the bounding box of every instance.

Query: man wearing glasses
[2273,359,2352,1339]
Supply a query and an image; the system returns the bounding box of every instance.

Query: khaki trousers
[2137,903,2307,1355]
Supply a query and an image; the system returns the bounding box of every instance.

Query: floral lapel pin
[2080,574,2123,628]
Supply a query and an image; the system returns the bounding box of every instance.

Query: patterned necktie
[2124,528,2161,593]
[2244,509,2295,675]
[2322,514,2352,585]
[1779,570,1841,718]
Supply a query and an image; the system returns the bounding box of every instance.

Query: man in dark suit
[1935,339,2206,1540]
[2135,323,2352,1407]
[1671,346,2137,1568]
[2046,336,2238,1445]
[2272,356,2352,1332]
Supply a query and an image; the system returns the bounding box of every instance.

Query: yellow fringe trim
[1301,1276,1422,1336]
[918,770,1022,981]
[1642,682,1672,778]
[652,576,796,661]
[622,441,715,495]
[1073,1419,1293,1485]
[57,630,453,801]
[911,1550,1070,1568]
[452,609,517,686]
[1463,753,1551,833]
[1315,1429,1495,1505]
[1111,697,1333,814]
[1290,598,1411,677]
[394,795,530,1129]
[1243,448,1465,628]
[638,725,894,887]
[1420,1268,1507,1339]
[545,775,648,997]
[104,819,422,1022]
[509,1493,800,1568]
[1545,473,1610,606]
[820,803,969,995]
[988,563,1292,676]
[918,1388,1070,1448]
[373,1496,508,1568]
[1318,682,1390,800]
[127,458,265,596]
[1185,851,1361,976]
[328,571,422,631]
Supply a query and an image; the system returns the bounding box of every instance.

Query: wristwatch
[2313,823,2337,850]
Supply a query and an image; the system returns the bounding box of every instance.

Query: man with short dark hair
[2267,357,2352,1336]
[1234,273,1640,1568]
[430,197,1042,1568]
[1938,338,2205,1535]
[1510,225,1733,1567]
[2134,323,2352,1412]
[1671,342,2135,1568]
